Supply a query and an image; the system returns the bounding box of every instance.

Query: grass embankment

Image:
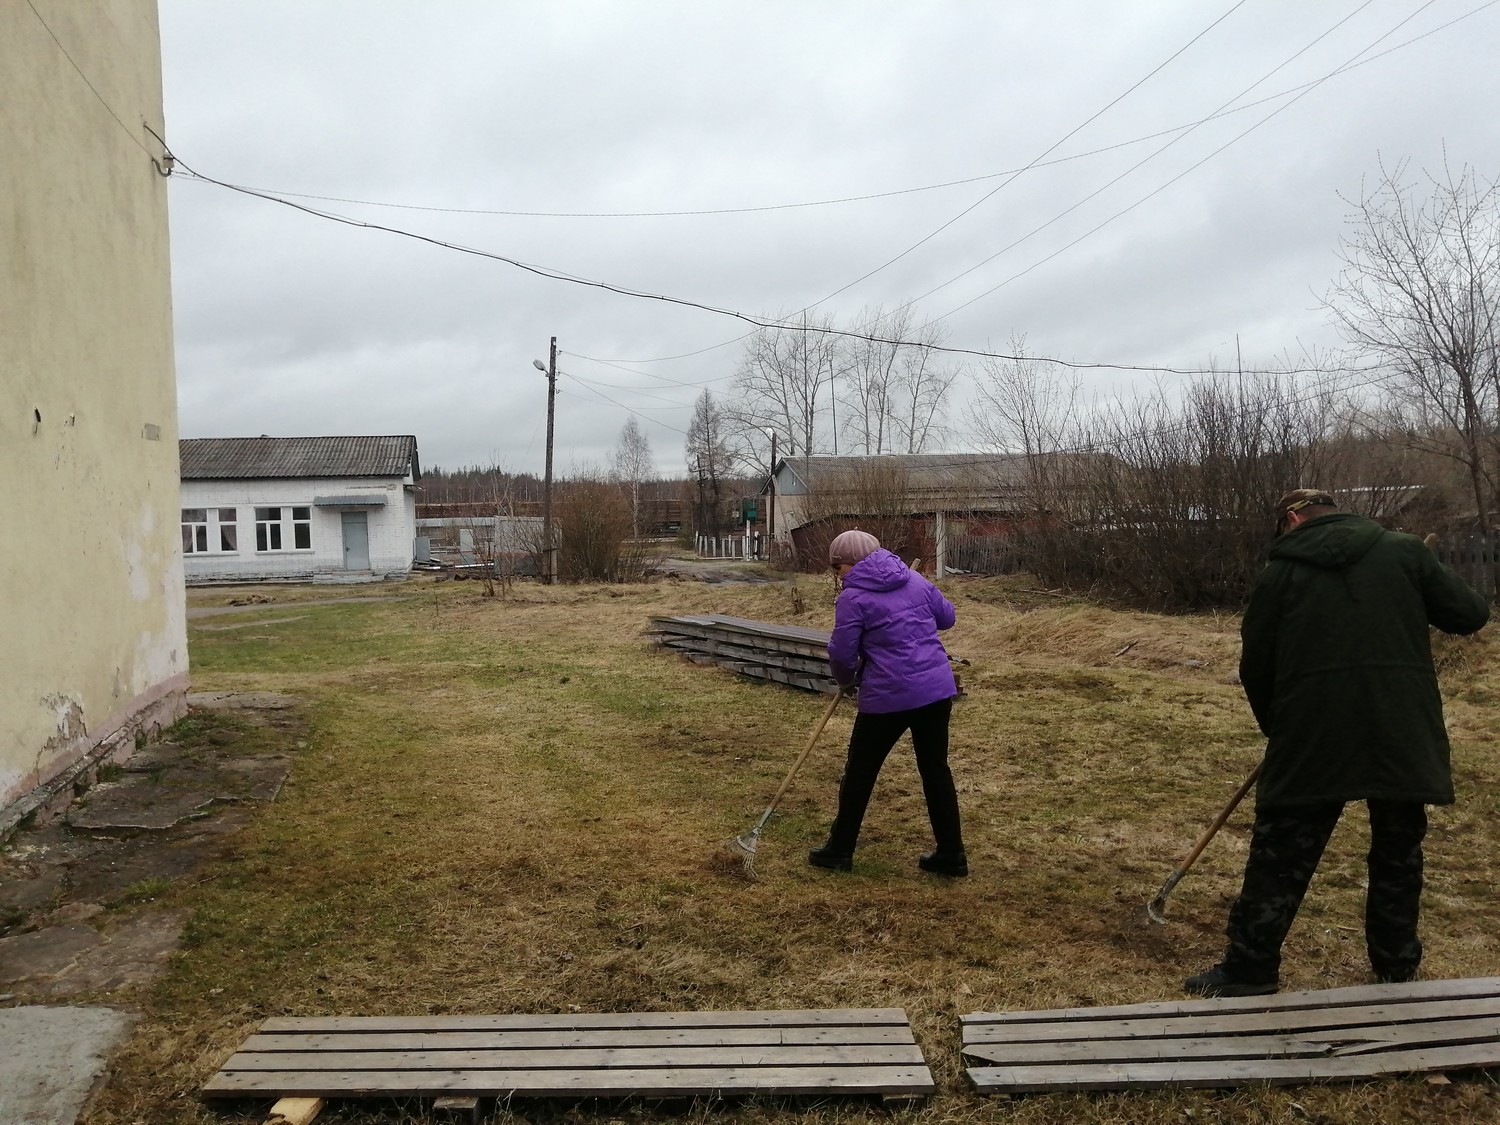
[94,574,1500,1123]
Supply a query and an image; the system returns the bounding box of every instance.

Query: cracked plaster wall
[1,0,189,815]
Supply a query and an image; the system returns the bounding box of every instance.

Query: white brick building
[179,436,419,583]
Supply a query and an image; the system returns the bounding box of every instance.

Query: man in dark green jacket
[1186,490,1489,998]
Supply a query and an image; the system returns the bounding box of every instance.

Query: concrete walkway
[0,1006,135,1124]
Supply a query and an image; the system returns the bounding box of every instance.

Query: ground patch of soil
[0,695,307,1002]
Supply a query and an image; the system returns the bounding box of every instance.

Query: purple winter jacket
[828,548,957,713]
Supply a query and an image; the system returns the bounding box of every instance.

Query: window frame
[181,507,240,555]
[254,505,313,553]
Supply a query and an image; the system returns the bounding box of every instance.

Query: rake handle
[1173,760,1262,877]
[761,689,845,817]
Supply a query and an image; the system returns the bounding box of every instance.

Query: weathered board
[648,615,839,694]
[204,1007,934,1102]
[962,977,1500,1092]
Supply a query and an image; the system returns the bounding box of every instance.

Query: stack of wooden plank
[961,977,1500,1092]
[648,614,838,694]
[202,1007,935,1108]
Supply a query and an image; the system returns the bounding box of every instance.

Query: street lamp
[533,340,557,585]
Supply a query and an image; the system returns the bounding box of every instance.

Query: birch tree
[685,390,738,537]
[611,417,654,539]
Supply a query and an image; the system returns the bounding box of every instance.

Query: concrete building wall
[1,0,188,826]
[180,477,417,582]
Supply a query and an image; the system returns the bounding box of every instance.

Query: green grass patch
[91,576,1500,1124]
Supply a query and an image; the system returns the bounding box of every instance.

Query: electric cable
[591,0,1493,366]
[603,0,1254,365]
[165,142,1377,378]
[931,0,1441,321]
[24,0,166,165]
[907,0,1382,310]
[557,371,692,436]
[171,3,1491,227]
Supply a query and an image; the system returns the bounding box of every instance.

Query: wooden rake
[1144,760,1261,924]
[726,688,846,877]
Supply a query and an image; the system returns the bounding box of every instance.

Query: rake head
[718,827,761,880]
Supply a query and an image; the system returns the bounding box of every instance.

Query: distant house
[179,436,420,583]
[762,453,1042,573]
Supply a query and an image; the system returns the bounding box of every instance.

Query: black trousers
[824,697,963,855]
[1222,800,1428,984]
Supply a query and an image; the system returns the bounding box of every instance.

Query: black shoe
[808,845,853,871]
[918,850,968,877]
[1183,964,1278,998]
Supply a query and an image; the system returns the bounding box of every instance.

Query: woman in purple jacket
[809,529,966,876]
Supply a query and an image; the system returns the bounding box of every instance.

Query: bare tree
[611,417,654,540]
[1326,157,1500,586]
[840,306,900,454]
[968,335,1082,513]
[728,311,843,466]
[685,390,738,537]
[891,318,959,453]
[838,304,958,454]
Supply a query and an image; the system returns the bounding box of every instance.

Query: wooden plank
[1325,1014,1500,1056]
[963,1034,1339,1066]
[259,1009,907,1034]
[265,1097,324,1125]
[649,627,828,662]
[240,1025,917,1052]
[965,1016,1500,1065]
[221,1044,927,1072]
[649,616,832,655]
[698,615,833,645]
[963,996,1500,1045]
[657,637,832,676]
[963,976,1500,1025]
[966,1040,1500,1092]
[204,1064,938,1098]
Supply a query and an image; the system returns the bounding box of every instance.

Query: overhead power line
[168,3,1491,227]
[931,0,1444,322]
[588,0,1494,366]
[24,0,167,167]
[164,150,1380,380]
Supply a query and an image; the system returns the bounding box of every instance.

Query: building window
[182,508,239,554]
[255,506,312,551]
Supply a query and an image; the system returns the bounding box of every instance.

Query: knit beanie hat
[829,529,880,567]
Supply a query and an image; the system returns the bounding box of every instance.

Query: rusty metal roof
[179,436,419,481]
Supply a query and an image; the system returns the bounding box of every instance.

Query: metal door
[341,510,370,569]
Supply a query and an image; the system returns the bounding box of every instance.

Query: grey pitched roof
[179,436,419,481]
[777,453,1032,494]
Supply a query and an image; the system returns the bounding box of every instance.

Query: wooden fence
[1433,532,1500,598]
[944,530,1023,576]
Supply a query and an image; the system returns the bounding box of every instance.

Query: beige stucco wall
[0,0,188,821]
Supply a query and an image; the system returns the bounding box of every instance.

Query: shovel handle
[1173,760,1262,875]
[763,689,845,813]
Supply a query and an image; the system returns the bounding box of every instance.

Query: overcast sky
[159,0,1500,478]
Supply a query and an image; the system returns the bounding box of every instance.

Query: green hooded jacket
[1240,512,1489,809]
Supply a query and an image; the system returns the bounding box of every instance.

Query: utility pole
[765,429,777,546]
[533,337,558,585]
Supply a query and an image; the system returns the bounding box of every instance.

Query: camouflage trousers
[1222,800,1427,985]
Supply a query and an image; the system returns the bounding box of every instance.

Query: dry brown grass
[91,573,1500,1124]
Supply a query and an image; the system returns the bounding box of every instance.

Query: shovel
[1144,760,1261,924]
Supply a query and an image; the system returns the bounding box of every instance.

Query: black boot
[918,849,968,877]
[808,843,853,871]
